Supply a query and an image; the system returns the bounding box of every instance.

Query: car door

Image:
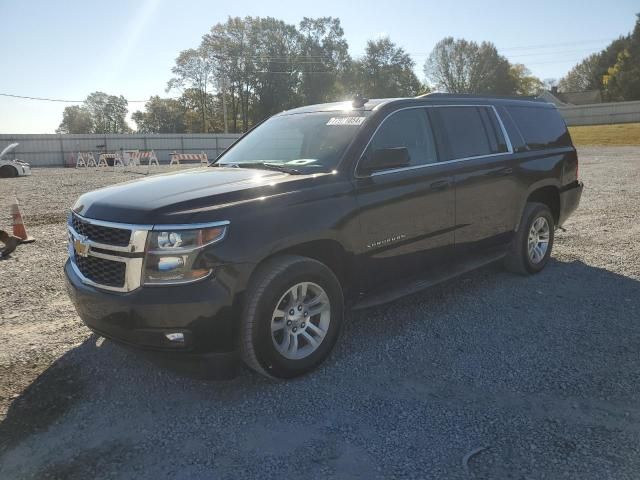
[429,105,519,255]
[352,107,456,293]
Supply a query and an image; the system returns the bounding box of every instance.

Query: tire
[0,165,18,178]
[240,255,344,379]
[504,202,555,275]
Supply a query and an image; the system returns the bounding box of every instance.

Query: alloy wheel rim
[528,216,550,264]
[270,282,331,360]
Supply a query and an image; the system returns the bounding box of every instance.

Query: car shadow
[1,259,639,479]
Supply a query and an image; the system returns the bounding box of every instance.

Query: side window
[366,109,437,167]
[478,107,508,154]
[432,106,507,160]
[506,106,572,150]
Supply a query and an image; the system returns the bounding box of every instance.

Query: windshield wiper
[218,162,303,175]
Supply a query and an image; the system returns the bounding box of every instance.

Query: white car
[0,143,31,178]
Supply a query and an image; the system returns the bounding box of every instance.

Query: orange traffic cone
[11,199,35,244]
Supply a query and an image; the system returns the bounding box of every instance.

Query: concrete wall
[558,101,640,126]
[0,133,242,167]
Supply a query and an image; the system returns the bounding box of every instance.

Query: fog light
[165,332,185,343]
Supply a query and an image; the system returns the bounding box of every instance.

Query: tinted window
[479,107,508,153]
[496,105,527,152]
[506,106,572,150]
[366,108,437,167]
[432,106,507,160]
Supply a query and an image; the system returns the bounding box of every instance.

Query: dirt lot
[1,149,639,479]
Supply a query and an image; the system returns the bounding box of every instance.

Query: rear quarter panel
[512,147,571,229]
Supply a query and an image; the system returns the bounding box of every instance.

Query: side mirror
[361,147,410,174]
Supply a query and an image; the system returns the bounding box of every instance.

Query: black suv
[65,94,583,378]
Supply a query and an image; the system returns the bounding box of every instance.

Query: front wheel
[0,165,18,178]
[240,255,344,379]
[505,202,555,275]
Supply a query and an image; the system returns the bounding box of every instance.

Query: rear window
[506,106,572,150]
[431,106,507,161]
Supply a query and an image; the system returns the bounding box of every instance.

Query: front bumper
[558,180,584,226]
[65,259,248,355]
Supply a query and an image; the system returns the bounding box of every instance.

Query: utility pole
[221,76,229,134]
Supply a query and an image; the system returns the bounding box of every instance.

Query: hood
[0,143,18,160]
[73,167,334,224]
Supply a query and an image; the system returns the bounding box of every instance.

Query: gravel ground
[1,148,639,479]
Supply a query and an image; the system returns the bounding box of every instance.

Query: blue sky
[1,0,637,133]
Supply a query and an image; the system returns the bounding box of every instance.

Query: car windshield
[216,112,370,172]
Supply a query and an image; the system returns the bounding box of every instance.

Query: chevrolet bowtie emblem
[74,236,91,257]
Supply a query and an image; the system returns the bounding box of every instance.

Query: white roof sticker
[326,117,366,126]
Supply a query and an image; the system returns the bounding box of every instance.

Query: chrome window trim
[370,152,513,177]
[355,104,514,178]
[490,105,514,153]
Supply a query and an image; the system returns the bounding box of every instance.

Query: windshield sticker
[326,117,366,126]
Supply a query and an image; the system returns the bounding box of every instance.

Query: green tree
[203,17,256,132]
[558,24,634,98]
[56,105,94,134]
[167,47,214,132]
[298,17,351,104]
[56,92,129,133]
[606,14,640,101]
[349,37,422,98]
[179,88,221,133]
[85,92,130,133]
[424,37,516,95]
[132,96,187,133]
[558,54,601,92]
[248,17,302,123]
[510,64,544,96]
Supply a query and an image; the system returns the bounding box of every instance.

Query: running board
[351,251,506,311]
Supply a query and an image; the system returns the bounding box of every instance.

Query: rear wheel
[505,202,555,275]
[240,255,344,379]
[0,165,18,178]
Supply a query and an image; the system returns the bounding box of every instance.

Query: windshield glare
[217,112,369,171]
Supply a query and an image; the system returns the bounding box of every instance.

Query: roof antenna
[352,95,369,108]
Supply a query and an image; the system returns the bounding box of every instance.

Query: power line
[498,38,615,52]
[505,48,608,58]
[206,39,617,62]
[392,38,616,58]
[0,71,332,104]
[0,92,159,103]
[526,58,594,66]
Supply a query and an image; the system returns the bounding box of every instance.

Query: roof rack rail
[415,92,543,101]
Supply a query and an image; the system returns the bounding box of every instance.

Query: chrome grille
[71,213,131,246]
[73,253,126,288]
[68,213,151,293]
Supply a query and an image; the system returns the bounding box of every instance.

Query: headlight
[143,225,227,285]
